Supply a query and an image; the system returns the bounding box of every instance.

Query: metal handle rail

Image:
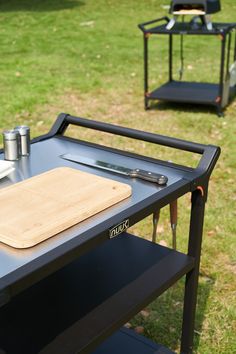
[43,113,220,191]
[138,17,170,32]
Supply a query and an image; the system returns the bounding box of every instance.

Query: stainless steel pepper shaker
[14,125,30,156]
[3,129,21,161]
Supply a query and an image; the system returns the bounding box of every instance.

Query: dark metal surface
[40,235,194,354]
[0,136,183,282]
[93,327,175,354]
[148,81,220,104]
[0,233,193,354]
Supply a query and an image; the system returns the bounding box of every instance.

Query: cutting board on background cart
[0,167,132,249]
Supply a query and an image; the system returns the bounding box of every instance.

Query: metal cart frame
[0,114,220,354]
[138,17,236,116]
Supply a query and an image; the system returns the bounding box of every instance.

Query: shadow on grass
[132,275,213,353]
[149,101,220,117]
[0,0,84,12]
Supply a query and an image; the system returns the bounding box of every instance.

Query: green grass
[0,0,236,353]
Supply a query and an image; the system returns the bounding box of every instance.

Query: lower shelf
[148,81,220,106]
[0,233,193,354]
[93,327,175,354]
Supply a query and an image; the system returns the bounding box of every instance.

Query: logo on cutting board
[109,219,130,238]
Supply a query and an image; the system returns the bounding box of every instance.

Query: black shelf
[93,327,175,354]
[148,81,219,106]
[0,233,193,354]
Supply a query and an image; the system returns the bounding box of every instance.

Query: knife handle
[129,169,168,185]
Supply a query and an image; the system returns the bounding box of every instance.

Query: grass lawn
[0,0,235,353]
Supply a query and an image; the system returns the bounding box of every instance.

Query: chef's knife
[60,153,168,185]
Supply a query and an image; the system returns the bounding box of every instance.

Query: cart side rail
[46,113,220,188]
[138,17,169,32]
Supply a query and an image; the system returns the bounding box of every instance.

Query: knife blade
[60,153,168,185]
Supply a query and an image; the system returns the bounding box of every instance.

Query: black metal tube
[219,34,226,99]
[65,115,206,154]
[169,34,173,81]
[234,29,236,61]
[138,17,169,32]
[144,33,149,109]
[226,32,232,80]
[179,34,184,81]
[180,189,206,354]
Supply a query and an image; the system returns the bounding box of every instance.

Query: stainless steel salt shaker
[3,129,21,161]
[14,125,30,156]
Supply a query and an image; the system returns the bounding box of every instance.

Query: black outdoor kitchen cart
[0,113,220,354]
[138,17,236,116]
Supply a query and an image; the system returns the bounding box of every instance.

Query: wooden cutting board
[0,167,132,249]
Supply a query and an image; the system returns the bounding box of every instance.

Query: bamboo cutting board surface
[0,167,132,249]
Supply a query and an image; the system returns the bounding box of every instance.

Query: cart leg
[144,33,149,110]
[180,189,206,354]
[218,34,226,116]
[169,34,173,82]
[216,105,224,117]
[145,97,150,110]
